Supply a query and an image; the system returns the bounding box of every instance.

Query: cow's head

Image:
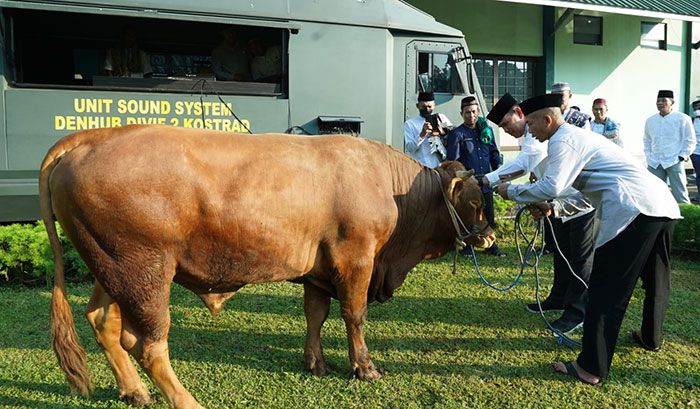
[436,161,496,249]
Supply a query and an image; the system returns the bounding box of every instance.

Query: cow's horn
[456,170,475,179]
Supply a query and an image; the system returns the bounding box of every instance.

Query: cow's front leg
[336,279,382,381]
[303,283,331,376]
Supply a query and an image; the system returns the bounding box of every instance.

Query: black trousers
[547,210,597,322]
[576,214,675,379]
[482,187,496,227]
[543,214,556,253]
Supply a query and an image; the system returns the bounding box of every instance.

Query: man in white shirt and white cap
[551,82,590,130]
[644,90,696,204]
[404,92,452,168]
[496,93,681,387]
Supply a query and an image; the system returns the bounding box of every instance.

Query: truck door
[404,41,484,123]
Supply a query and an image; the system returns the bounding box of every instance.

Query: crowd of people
[403,84,700,386]
[103,25,282,83]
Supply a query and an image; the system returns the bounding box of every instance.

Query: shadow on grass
[161,325,684,387]
[168,291,541,330]
[0,380,122,408]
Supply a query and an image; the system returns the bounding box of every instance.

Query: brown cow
[40,125,494,408]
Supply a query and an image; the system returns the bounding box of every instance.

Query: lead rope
[514,206,587,347]
[191,78,253,134]
[437,183,475,275]
[453,200,587,347]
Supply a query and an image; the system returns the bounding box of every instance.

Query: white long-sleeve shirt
[507,123,681,247]
[486,127,593,222]
[404,114,452,168]
[643,110,696,169]
[485,129,548,185]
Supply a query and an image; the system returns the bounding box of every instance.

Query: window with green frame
[472,55,536,109]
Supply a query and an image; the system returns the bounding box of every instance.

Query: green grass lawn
[0,225,698,408]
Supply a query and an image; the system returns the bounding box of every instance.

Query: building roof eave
[493,0,700,23]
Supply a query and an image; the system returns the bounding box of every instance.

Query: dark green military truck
[0,0,485,221]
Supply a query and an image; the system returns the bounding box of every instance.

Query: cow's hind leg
[98,254,203,409]
[303,283,331,376]
[86,281,152,406]
[335,255,383,381]
[121,287,203,409]
[130,335,202,409]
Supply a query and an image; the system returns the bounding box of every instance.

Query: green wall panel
[406,0,542,56]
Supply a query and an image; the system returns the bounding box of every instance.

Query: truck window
[5,9,288,96]
[417,51,463,94]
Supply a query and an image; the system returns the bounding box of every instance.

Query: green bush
[1,202,698,287]
[673,203,700,251]
[495,199,700,252]
[0,222,90,287]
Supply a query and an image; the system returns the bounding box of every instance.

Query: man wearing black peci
[497,93,680,386]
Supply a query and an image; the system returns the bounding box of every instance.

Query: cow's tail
[40,140,93,397]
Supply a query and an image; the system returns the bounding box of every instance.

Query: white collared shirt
[644,110,696,169]
[486,127,593,222]
[485,128,547,185]
[693,117,700,156]
[508,123,681,247]
[404,114,452,168]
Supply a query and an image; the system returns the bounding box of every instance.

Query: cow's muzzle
[464,226,496,249]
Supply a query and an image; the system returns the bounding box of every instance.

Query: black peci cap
[657,90,674,99]
[486,93,518,124]
[460,96,477,108]
[417,91,435,102]
[519,94,564,116]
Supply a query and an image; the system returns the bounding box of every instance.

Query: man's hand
[481,176,490,188]
[420,122,432,139]
[496,182,510,200]
[527,202,552,221]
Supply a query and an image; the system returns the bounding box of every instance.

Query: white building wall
[555,12,687,163]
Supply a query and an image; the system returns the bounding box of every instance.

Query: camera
[428,113,441,135]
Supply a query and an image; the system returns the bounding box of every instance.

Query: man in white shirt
[404,92,452,168]
[486,93,596,335]
[211,27,250,82]
[644,90,696,204]
[690,99,700,204]
[497,93,680,387]
[248,38,283,83]
[103,26,152,78]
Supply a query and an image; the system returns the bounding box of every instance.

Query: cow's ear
[456,169,475,179]
[448,177,464,200]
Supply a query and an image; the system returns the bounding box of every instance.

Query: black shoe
[526,299,564,313]
[460,246,475,257]
[549,317,583,334]
[484,245,507,257]
[631,330,661,352]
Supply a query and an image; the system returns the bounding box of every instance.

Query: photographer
[404,91,453,168]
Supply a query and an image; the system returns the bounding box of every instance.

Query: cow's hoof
[307,361,329,376]
[120,390,153,406]
[354,366,384,381]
